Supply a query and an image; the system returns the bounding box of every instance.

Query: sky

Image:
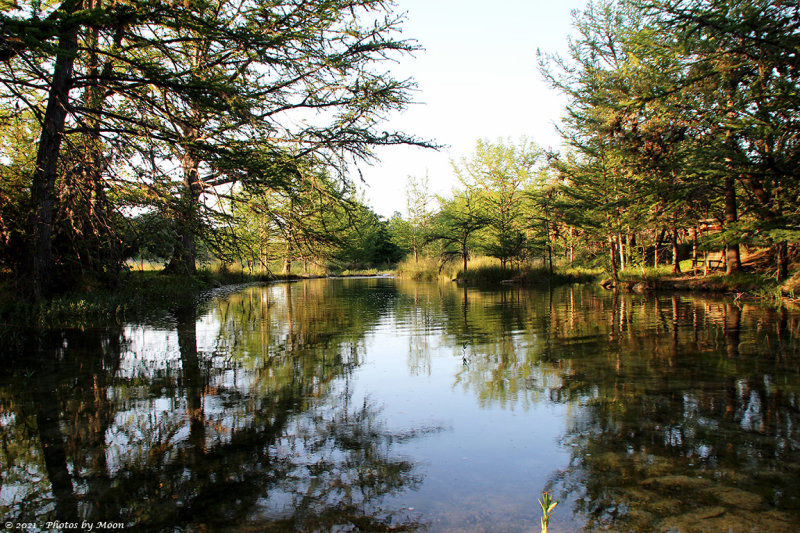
[356,0,590,217]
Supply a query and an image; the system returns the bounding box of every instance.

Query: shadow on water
[0,280,436,532]
[2,279,800,532]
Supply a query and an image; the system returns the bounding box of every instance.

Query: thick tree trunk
[168,151,202,274]
[724,177,741,274]
[31,18,80,299]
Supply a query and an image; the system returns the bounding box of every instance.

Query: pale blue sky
[358,0,590,217]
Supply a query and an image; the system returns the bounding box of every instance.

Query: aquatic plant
[539,491,558,533]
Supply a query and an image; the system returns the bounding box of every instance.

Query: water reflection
[546,296,800,532]
[1,280,800,532]
[0,281,432,531]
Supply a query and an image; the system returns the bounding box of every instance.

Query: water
[1,278,799,532]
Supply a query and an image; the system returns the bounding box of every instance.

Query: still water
[2,278,800,532]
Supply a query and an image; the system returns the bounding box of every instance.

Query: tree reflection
[0,280,432,531]
[3,280,800,532]
[544,296,800,532]
[391,281,800,531]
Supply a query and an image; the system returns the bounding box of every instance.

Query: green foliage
[390,174,436,262]
[126,211,179,265]
[0,109,36,273]
[0,0,430,296]
[453,138,543,267]
[332,203,403,270]
[534,0,800,281]
[429,189,490,272]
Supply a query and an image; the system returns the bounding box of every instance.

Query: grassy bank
[606,257,800,306]
[0,260,403,328]
[0,266,277,328]
[395,255,601,286]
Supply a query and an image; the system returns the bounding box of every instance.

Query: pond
[1,278,800,532]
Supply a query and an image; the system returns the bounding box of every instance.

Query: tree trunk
[608,234,618,281]
[724,177,741,274]
[282,239,293,275]
[31,16,80,299]
[625,233,632,269]
[569,227,574,267]
[653,228,665,269]
[671,224,681,274]
[168,150,202,274]
[777,240,789,282]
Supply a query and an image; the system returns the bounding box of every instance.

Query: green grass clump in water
[459,261,600,286]
[395,257,441,281]
[395,255,602,285]
[457,263,517,284]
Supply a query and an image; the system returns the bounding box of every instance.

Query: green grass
[395,255,602,286]
[337,268,394,276]
[457,262,517,284]
[611,258,795,304]
[395,257,442,281]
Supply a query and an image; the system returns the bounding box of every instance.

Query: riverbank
[3,260,797,330]
[0,263,404,328]
[395,255,602,285]
[601,268,800,307]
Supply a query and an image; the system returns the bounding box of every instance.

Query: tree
[453,138,541,268]
[229,163,358,274]
[641,0,800,277]
[389,173,434,263]
[1,0,430,296]
[0,107,36,276]
[430,189,489,274]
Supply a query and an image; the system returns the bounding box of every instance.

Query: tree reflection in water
[2,280,800,532]
[547,301,800,532]
[0,281,434,531]
[401,281,800,532]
